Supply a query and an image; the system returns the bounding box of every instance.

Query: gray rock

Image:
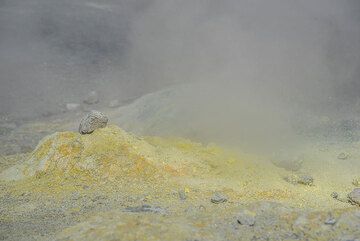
[109,99,121,108]
[83,91,99,105]
[79,110,108,134]
[66,103,81,111]
[211,192,228,204]
[237,210,256,226]
[338,152,350,160]
[324,214,337,225]
[124,205,166,214]
[297,175,314,186]
[331,192,348,203]
[348,188,360,206]
[331,192,339,199]
[284,174,314,186]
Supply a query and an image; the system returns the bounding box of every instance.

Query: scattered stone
[109,99,121,108]
[83,91,99,105]
[178,190,187,200]
[211,192,228,204]
[331,192,348,203]
[124,205,166,214]
[79,110,108,134]
[348,188,360,206]
[338,152,349,160]
[331,192,339,199]
[66,103,81,111]
[297,175,314,186]
[324,214,337,225]
[237,210,256,226]
[284,174,314,186]
[352,178,360,187]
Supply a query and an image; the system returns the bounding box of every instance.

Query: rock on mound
[0,125,212,181]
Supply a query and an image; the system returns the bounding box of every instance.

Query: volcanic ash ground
[1,125,360,240]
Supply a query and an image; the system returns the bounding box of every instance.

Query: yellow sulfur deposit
[0,124,357,210]
[1,124,360,240]
[0,125,220,182]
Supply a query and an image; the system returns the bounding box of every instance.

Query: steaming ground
[1,0,360,120]
[1,0,360,240]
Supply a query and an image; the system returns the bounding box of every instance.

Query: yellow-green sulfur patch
[1,124,358,210]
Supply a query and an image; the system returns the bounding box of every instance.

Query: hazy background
[0,0,359,144]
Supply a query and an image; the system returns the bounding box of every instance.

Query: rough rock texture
[348,188,360,206]
[211,192,228,204]
[338,152,350,160]
[284,174,314,186]
[79,110,108,134]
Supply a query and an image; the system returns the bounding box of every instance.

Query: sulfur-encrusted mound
[0,125,213,181]
[2,123,360,212]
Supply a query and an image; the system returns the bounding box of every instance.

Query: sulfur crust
[0,124,357,211]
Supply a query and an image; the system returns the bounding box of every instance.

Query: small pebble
[297,175,314,186]
[348,188,360,206]
[211,192,228,204]
[79,110,108,134]
[284,174,314,186]
[337,152,349,160]
[66,103,81,111]
[124,205,166,214]
[324,213,337,225]
[237,210,256,226]
[331,192,339,199]
[83,91,99,105]
[331,192,348,203]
